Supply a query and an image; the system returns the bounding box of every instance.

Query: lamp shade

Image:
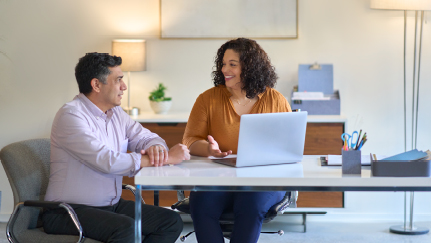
[370,0,431,10]
[112,39,146,71]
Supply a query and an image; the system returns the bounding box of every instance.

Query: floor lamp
[371,0,430,235]
[112,39,146,115]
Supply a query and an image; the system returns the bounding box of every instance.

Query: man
[42,53,190,243]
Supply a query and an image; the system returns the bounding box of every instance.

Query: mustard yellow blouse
[183,85,292,154]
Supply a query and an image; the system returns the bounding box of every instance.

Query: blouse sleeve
[280,95,292,112]
[182,94,209,148]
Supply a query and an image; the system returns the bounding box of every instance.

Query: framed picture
[160,0,298,39]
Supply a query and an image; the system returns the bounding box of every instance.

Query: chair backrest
[0,138,51,230]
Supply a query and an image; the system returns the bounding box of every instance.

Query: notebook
[212,111,308,167]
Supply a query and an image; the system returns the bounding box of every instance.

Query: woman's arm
[190,135,232,157]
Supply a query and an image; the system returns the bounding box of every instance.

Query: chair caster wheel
[278,230,284,236]
[180,235,187,242]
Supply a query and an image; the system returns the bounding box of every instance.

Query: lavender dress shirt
[45,94,168,206]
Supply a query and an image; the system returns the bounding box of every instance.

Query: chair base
[390,225,429,235]
[179,229,284,241]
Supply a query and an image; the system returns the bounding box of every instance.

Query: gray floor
[2,218,431,243]
[175,218,431,243]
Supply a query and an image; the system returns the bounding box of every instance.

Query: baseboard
[302,212,431,223]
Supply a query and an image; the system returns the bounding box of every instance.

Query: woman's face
[221,49,242,89]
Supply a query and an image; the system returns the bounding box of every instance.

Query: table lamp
[112,39,146,115]
[371,0,431,235]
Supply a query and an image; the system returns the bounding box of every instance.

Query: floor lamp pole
[390,10,428,235]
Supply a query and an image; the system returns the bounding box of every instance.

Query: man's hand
[167,144,190,165]
[141,144,168,167]
[207,135,232,157]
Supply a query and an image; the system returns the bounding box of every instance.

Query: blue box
[291,64,340,115]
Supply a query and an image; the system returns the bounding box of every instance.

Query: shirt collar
[76,93,113,121]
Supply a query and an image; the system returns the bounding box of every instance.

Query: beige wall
[1,0,430,221]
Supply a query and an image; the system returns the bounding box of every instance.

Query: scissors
[341,131,359,150]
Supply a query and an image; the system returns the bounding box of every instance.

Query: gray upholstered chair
[0,138,139,243]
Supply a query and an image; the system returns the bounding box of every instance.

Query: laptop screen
[235,111,308,167]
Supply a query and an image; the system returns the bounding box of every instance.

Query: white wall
[1,0,430,222]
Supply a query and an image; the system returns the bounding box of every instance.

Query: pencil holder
[342,149,361,174]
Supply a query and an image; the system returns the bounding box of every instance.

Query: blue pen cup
[342,149,361,174]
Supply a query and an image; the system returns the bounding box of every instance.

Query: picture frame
[160,0,298,39]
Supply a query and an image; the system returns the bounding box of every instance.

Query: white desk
[133,155,431,242]
[135,155,431,191]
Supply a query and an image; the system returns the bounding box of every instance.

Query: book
[380,149,428,161]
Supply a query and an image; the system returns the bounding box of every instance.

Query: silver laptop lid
[236,111,308,167]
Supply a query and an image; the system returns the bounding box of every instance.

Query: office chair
[171,190,298,241]
[0,138,143,243]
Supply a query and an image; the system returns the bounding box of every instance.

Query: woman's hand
[141,144,168,167]
[207,135,232,157]
[167,144,190,164]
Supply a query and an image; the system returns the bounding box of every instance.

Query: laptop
[212,111,308,167]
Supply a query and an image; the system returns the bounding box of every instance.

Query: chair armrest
[122,184,145,204]
[24,200,63,209]
[7,201,84,243]
[289,191,298,208]
[171,197,191,214]
[122,183,135,191]
[177,190,185,201]
[265,191,292,220]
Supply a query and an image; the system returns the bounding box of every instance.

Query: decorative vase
[150,100,172,114]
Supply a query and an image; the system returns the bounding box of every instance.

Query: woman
[182,38,292,243]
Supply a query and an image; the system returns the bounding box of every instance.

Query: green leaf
[149,83,171,101]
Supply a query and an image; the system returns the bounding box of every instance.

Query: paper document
[291,92,330,100]
[327,154,388,166]
[381,149,428,161]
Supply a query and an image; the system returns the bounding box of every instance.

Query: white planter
[150,100,172,114]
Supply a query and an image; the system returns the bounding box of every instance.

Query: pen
[354,129,362,150]
[358,138,367,150]
[356,133,367,150]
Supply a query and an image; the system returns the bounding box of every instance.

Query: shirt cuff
[142,138,169,151]
[129,152,142,177]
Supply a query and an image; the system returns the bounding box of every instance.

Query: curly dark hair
[212,38,278,99]
[75,52,122,94]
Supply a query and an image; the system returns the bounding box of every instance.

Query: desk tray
[291,90,340,115]
[371,160,431,177]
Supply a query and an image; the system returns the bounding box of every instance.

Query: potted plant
[149,83,172,114]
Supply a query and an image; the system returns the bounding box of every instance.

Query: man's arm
[121,109,170,166]
[52,109,140,176]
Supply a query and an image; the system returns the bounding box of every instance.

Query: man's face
[99,66,126,110]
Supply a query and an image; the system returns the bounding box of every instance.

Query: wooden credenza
[123,112,346,208]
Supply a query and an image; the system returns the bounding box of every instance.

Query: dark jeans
[42,198,183,243]
[189,191,284,243]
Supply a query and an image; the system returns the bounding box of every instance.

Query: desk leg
[154,190,159,206]
[390,191,429,235]
[135,185,142,243]
[302,213,307,233]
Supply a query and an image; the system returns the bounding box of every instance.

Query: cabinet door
[142,123,187,148]
[297,122,344,208]
[123,122,345,208]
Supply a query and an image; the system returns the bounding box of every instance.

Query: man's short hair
[75,53,122,94]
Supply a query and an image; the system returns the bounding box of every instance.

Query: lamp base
[390,225,429,235]
[123,107,140,116]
